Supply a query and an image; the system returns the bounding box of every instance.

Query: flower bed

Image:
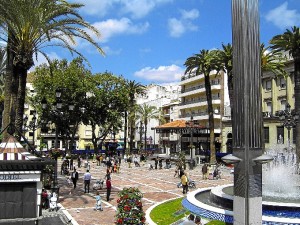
[115,187,145,224]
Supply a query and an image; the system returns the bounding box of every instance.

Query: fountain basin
[182,185,300,225]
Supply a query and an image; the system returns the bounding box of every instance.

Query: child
[94,191,103,211]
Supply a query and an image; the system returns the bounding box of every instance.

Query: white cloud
[168,18,185,37]
[134,64,183,82]
[168,9,199,38]
[120,0,173,19]
[181,9,199,20]
[75,0,173,19]
[92,18,149,43]
[265,2,300,29]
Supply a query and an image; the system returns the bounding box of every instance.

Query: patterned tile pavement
[54,158,234,225]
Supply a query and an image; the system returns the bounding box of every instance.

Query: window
[277,126,284,144]
[266,102,272,115]
[280,100,286,110]
[266,80,272,91]
[279,77,286,89]
[85,130,92,136]
[264,127,269,143]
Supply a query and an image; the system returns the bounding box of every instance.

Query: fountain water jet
[263,143,300,201]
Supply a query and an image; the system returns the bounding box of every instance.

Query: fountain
[182,144,300,224]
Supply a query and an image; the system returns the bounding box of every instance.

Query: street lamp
[41,89,75,149]
[151,127,156,150]
[41,89,74,195]
[136,121,145,150]
[185,115,198,160]
[278,103,299,147]
[23,111,46,149]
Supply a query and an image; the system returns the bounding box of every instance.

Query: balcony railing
[179,96,220,106]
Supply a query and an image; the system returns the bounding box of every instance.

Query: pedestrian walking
[202,164,208,180]
[77,156,81,168]
[155,157,158,169]
[70,158,74,170]
[181,172,188,194]
[71,168,79,189]
[83,170,92,193]
[106,178,112,201]
[94,191,103,211]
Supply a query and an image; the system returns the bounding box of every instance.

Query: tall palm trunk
[123,111,128,154]
[2,34,17,138]
[15,66,27,139]
[228,74,234,117]
[204,75,216,164]
[294,56,300,164]
[144,120,148,151]
[128,109,135,155]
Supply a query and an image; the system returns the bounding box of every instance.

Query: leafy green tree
[124,80,146,155]
[270,26,300,161]
[184,49,222,164]
[136,104,159,150]
[33,58,91,154]
[83,72,127,154]
[0,0,104,138]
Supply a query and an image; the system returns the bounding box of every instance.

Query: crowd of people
[50,152,223,224]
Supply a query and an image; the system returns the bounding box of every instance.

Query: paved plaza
[52,158,233,225]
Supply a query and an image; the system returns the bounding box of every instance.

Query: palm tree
[125,80,146,155]
[0,47,6,130]
[218,43,233,108]
[0,0,104,138]
[270,26,300,161]
[184,49,222,164]
[218,43,286,112]
[136,104,159,151]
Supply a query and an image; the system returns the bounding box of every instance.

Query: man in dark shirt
[106,178,112,201]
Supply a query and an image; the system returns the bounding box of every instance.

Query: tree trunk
[294,57,300,165]
[204,74,216,164]
[15,66,27,139]
[123,111,128,155]
[144,120,147,151]
[2,34,17,139]
[228,74,234,117]
[91,122,98,154]
[129,110,135,155]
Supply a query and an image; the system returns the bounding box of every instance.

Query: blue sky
[34,0,300,85]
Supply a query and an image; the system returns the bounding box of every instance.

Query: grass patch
[149,198,232,225]
[150,197,187,225]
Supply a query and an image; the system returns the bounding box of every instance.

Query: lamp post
[151,127,156,150]
[41,89,74,194]
[136,121,144,150]
[41,89,74,150]
[23,111,44,149]
[185,115,198,160]
[278,103,299,148]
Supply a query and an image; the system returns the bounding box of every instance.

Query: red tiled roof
[156,120,205,129]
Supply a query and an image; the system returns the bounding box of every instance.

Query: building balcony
[177,98,221,110]
[180,84,221,97]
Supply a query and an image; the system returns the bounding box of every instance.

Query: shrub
[115,187,145,225]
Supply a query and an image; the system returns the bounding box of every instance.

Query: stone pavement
[54,158,234,225]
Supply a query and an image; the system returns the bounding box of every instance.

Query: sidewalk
[55,159,233,225]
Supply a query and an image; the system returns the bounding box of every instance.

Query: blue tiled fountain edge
[182,198,300,225]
